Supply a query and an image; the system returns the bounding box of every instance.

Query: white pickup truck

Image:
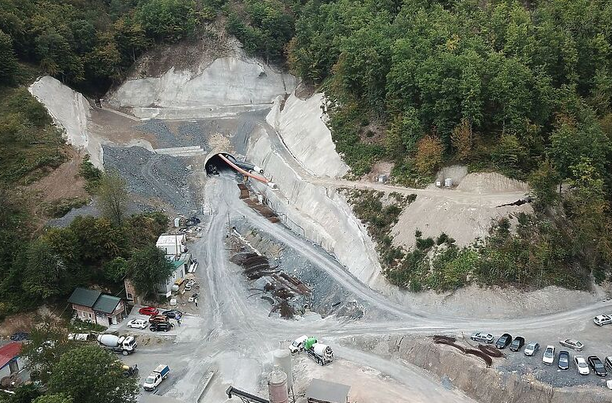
[143,365,170,391]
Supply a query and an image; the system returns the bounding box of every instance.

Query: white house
[156,234,186,257]
[158,253,191,297]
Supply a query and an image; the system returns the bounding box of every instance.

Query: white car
[289,335,309,353]
[593,314,612,326]
[127,319,148,329]
[574,355,590,375]
[524,342,540,357]
[542,345,555,365]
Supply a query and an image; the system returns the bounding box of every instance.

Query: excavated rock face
[29,76,104,169]
[266,93,349,178]
[107,41,297,119]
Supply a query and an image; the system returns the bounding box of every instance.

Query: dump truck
[97,334,137,356]
[143,364,170,391]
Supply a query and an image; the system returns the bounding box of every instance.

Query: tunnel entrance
[205,153,233,176]
[206,152,275,188]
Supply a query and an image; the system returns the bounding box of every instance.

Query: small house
[306,379,351,403]
[68,288,126,327]
[156,234,187,257]
[0,342,22,380]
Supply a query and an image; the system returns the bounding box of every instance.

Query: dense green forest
[2,0,612,298]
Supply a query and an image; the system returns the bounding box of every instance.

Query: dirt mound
[457,172,529,194]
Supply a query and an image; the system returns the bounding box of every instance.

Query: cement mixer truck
[97,334,137,355]
[303,337,334,365]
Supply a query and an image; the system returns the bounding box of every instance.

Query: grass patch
[42,197,89,218]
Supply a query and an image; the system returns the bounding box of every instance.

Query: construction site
[25,31,612,403]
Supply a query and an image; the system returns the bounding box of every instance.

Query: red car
[138,306,159,316]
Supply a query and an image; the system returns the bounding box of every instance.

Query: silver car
[524,342,540,356]
[559,339,584,351]
[470,332,494,344]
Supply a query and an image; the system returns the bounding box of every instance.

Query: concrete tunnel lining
[206,152,275,188]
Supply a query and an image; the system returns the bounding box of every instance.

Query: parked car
[574,356,590,375]
[524,342,540,357]
[593,314,612,326]
[605,356,612,372]
[559,339,584,351]
[127,319,148,329]
[149,315,169,324]
[558,350,570,370]
[150,322,174,332]
[509,336,525,352]
[162,310,183,319]
[496,333,512,349]
[588,356,607,377]
[139,306,159,316]
[542,345,555,365]
[10,332,30,341]
[470,332,494,344]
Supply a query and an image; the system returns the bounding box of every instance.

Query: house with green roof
[68,287,127,327]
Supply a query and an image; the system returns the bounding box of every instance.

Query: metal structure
[226,386,270,403]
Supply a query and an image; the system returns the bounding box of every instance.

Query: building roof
[156,234,186,246]
[0,342,22,370]
[68,288,101,308]
[92,294,121,314]
[306,379,350,403]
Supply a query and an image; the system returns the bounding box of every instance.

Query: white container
[435,180,442,187]
[174,217,181,227]
[444,178,453,188]
[169,298,177,306]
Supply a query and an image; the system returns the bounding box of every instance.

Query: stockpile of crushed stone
[103,145,196,213]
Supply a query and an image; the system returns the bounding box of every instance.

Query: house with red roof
[0,342,23,380]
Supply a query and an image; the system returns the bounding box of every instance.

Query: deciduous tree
[127,245,174,299]
[48,345,138,403]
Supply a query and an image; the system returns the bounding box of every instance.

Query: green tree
[22,239,68,300]
[136,0,197,43]
[529,159,560,211]
[32,394,73,403]
[97,171,128,227]
[21,319,74,385]
[0,29,18,84]
[127,245,174,299]
[48,346,138,403]
[103,257,128,283]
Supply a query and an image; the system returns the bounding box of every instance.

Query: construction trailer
[305,379,350,403]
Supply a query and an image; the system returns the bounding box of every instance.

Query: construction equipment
[226,386,269,403]
[97,334,137,355]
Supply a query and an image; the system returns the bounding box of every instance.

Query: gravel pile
[232,218,377,320]
[103,145,196,213]
[135,119,177,148]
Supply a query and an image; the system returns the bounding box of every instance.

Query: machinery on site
[299,337,334,366]
[97,334,137,355]
[143,364,170,391]
[122,364,139,377]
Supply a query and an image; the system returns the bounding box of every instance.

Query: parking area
[471,322,612,388]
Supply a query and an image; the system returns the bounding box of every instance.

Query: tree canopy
[47,345,138,403]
